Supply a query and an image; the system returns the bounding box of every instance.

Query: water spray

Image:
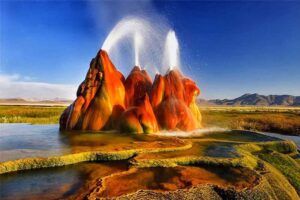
[164,30,180,71]
[134,32,142,67]
[101,16,170,77]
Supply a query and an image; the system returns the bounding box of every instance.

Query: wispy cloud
[0,74,77,100]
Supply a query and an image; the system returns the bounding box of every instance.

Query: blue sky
[1,0,299,99]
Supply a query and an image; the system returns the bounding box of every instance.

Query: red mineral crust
[124,66,152,107]
[120,67,158,133]
[60,50,126,131]
[120,94,158,134]
[150,69,202,131]
[60,49,202,133]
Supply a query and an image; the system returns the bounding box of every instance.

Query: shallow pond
[0,124,68,161]
[0,124,281,162]
[0,162,259,199]
[259,131,300,149]
[0,123,186,162]
[195,130,281,142]
[135,141,240,160]
[0,161,128,200]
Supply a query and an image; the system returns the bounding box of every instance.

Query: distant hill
[198,93,300,106]
[1,94,300,106]
[0,98,72,106]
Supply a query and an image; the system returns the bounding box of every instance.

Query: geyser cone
[151,69,202,130]
[120,66,158,134]
[60,49,126,131]
[124,66,152,107]
[120,94,158,134]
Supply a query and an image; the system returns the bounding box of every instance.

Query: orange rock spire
[60,50,125,131]
[151,69,202,131]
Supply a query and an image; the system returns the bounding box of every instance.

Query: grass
[0,140,192,174]
[0,150,135,174]
[236,141,300,196]
[258,151,300,193]
[1,105,300,135]
[201,106,300,136]
[0,105,66,124]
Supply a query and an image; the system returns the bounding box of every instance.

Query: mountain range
[0,98,72,105]
[1,94,300,106]
[198,93,300,106]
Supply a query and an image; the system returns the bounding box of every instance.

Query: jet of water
[101,16,170,77]
[134,32,142,67]
[163,30,180,71]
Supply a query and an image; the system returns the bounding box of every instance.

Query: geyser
[164,30,180,70]
[134,32,142,67]
[100,16,169,75]
[60,17,202,134]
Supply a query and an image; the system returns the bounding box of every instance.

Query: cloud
[0,74,77,100]
[0,73,20,82]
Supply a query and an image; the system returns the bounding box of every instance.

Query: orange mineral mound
[60,50,125,131]
[151,69,202,131]
[124,66,152,107]
[120,94,158,134]
[120,67,158,134]
[60,49,202,133]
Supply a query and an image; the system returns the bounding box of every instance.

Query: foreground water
[0,161,128,200]
[0,123,297,199]
[260,131,300,149]
[1,124,295,162]
[0,123,186,162]
[0,124,67,161]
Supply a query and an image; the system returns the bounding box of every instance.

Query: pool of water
[0,124,186,162]
[0,161,128,200]
[135,141,240,161]
[196,130,281,142]
[0,124,286,164]
[0,124,68,161]
[0,160,259,199]
[259,131,300,149]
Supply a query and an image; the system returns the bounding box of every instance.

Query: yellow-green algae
[0,141,192,174]
[254,142,300,194]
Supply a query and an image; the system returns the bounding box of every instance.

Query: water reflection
[0,161,128,200]
[135,141,240,160]
[0,124,187,162]
[0,124,69,161]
